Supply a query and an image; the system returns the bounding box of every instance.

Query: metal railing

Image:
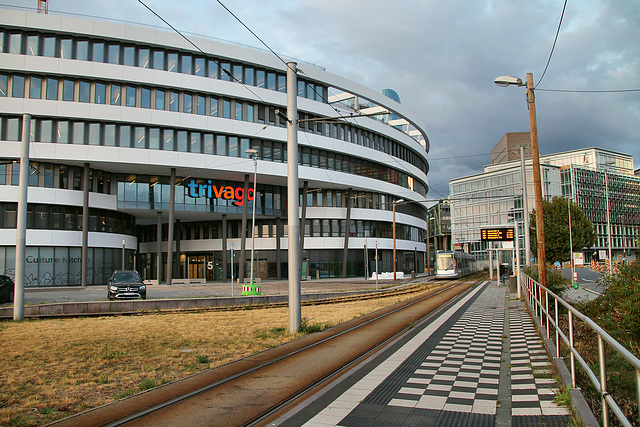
[520,273,640,427]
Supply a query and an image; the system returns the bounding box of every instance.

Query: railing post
[636,369,640,426]
[569,311,576,388]
[546,290,550,339]
[599,334,609,427]
[555,298,560,358]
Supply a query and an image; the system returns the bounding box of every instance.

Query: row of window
[0,116,427,195]
[0,73,428,173]
[117,173,426,220]
[0,203,135,234]
[137,218,425,244]
[0,28,326,101]
[0,161,112,194]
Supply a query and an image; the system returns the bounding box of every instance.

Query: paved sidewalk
[276,281,571,426]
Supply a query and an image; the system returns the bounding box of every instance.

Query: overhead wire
[142,0,428,201]
[535,0,568,88]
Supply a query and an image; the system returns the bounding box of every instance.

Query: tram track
[48,280,477,427]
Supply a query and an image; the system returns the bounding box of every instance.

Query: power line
[215,0,294,74]
[535,0,568,88]
[138,0,270,107]
[537,87,640,93]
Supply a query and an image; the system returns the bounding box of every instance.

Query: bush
[522,265,569,296]
[572,260,640,424]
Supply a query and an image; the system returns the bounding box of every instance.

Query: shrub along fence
[521,272,639,427]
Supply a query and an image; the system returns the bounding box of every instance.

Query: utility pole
[526,73,546,287]
[286,62,301,333]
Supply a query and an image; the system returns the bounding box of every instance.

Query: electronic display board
[480,227,514,241]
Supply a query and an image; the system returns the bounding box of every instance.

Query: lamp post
[604,161,615,276]
[393,199,404,280]
[244,148,259,295]
[495,73,547,287]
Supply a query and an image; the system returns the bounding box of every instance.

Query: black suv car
[107,270,147,300]
[0,275,14,304]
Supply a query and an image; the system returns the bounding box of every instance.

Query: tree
[529,196,597,264]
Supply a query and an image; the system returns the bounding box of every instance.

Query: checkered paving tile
[384,284,505,414]
[293,282,572,426]
[509,300,571,419]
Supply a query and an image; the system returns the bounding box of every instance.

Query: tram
[435,250,477,279]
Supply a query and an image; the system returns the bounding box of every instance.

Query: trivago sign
[186,179,255,206]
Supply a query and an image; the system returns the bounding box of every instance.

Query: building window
[152,50,164,70]
[138,48,150,68]
[78,81,90,103]
[183,93,193,113]
[59,38,72,59]
[167,53,178,72]
[169,91,179,112]
[92,41,104,62]
[29,77,42,99]
[12,75,25,98]
[194,57,205,76]
[110,84,121,105]
[125,86,136,107]
[155,89,165,110]
[95,82,106,104]
[27,34,39,56]
[45,78,58,100]
[141,87,151,109]
[0,74,7,97]
[43,36,56,57]
[196,95,205,115]
[62,79,74,101]
[123,46,135,66]
[181,54,192,74]
[107,44,120,64]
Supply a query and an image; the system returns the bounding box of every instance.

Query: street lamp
[495,73,547,287]
[244,148,259,295]
[604,160,615,276]
[393,199,404,280]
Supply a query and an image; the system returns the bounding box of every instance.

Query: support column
[156,212,162,283]
[81,163,89,287]
[239,174,249,283]
[222,214,228,282]
[342,188,353,278]
[166,168,175,285]
[300,181,308,275]
[276,217,282,279]
[14,113,30,321]
[175,220,181,278]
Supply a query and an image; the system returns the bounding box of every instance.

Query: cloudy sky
[9,0,640,198]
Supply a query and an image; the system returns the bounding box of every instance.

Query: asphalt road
[559,267,604,303]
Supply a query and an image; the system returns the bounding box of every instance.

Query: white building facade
[0,10,430,286]
[450,147,639,268]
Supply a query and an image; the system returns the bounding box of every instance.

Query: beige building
[491,132,532,164]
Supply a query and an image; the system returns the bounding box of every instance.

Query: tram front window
[437,254,454,271]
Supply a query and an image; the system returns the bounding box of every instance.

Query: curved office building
[0,9,429,286]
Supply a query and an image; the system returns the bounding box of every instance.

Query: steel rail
[66,281,472,427]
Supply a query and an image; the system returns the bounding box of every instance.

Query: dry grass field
[0,284,441,426]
